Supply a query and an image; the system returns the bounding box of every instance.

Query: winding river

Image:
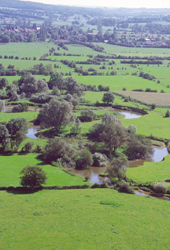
[17,109,169,186]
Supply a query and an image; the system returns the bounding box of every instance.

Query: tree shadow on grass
[5,186,43,195]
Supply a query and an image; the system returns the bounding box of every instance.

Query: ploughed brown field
[114,91,170,107]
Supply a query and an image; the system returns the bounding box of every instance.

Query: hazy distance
[21,0,170,9]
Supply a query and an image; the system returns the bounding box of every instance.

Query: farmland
[115,91,170,107]
[1,189,170,250]
[1,2,170,250]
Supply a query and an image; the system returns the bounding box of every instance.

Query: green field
[1,189,170,250]
[127,154,170,183]
[0,111,38,123]
[74,75,169,93]
[121,112,170,140]
[0,153,86,187]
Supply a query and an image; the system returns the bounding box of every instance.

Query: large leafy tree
[20,165,47,189]
[37,99,75,133]
[107,156,128,181]
[102,92,114,104]
[0,124,10,150]
[18,75,48,95]
[7,118,27,136]
[100,123,128,154]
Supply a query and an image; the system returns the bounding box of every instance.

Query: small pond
[26,126,39,139]
[118,110,142,119]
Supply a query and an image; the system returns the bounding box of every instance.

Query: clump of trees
[37,99,75,133]
[126,134,153,160]
[41,138,93,169]
[0,118,27,151]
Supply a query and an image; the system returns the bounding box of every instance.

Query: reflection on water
[73,166,109,184]
[26,127,39,139]
[151,147,168,162]
[119,111,142,119]
[129,146,168,167]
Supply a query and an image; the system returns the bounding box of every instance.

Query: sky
[22,0,170,8]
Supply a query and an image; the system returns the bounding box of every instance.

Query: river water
[26,126,40,139]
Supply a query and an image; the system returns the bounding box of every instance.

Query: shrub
[117,180,134,194]
[154,183,168,195]
[75,149,93,169]
[165,110,170,118]
[22,141,34,153]
[12,104,25,113]
[20,165,47,189]
[93,152,108,167]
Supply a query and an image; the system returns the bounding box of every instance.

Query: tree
[0,124,10,150]
[80,109,97,122]
[7,118,27,136]
[126,134,153,160]
[42,138,76,168]
[70,118,82,134]
[0,100,5,112]
[37,99,75,133]
[107,156,128,181]
[75,149,93,169]
[48,73,64,90]
[15,131,25,148]
[20,165,47,189]
[102,92,114,104]
[19,75,48,95]
[102,113,118,125]
[65,77,84,96]
[100,123,128,154]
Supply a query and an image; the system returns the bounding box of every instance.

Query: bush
[20,165,47,189]
[117,180,134,194]
[154,183,168,195]
[75,149,93,169]
[12,104,25,113]
[21,141,34,153]
[93,152,108,167]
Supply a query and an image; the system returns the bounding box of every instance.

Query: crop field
[115,91,170,107]
[0,153,86,187]
[1,189,170,250]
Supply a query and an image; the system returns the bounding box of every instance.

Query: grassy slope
[0,111,38,123]
[0,153,86,187]
[121,112,170,140]
[127,154,170,183]
[1,189,170,250]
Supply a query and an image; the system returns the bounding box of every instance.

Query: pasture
[0,153,86,187]
[1,189,170,250]
[127,154,170,183]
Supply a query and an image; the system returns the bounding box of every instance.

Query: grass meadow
[1,189,170,250]
[0,153,86,187]
[74,75,169,93]
[127,154,170,183]
[122,112,170,140]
